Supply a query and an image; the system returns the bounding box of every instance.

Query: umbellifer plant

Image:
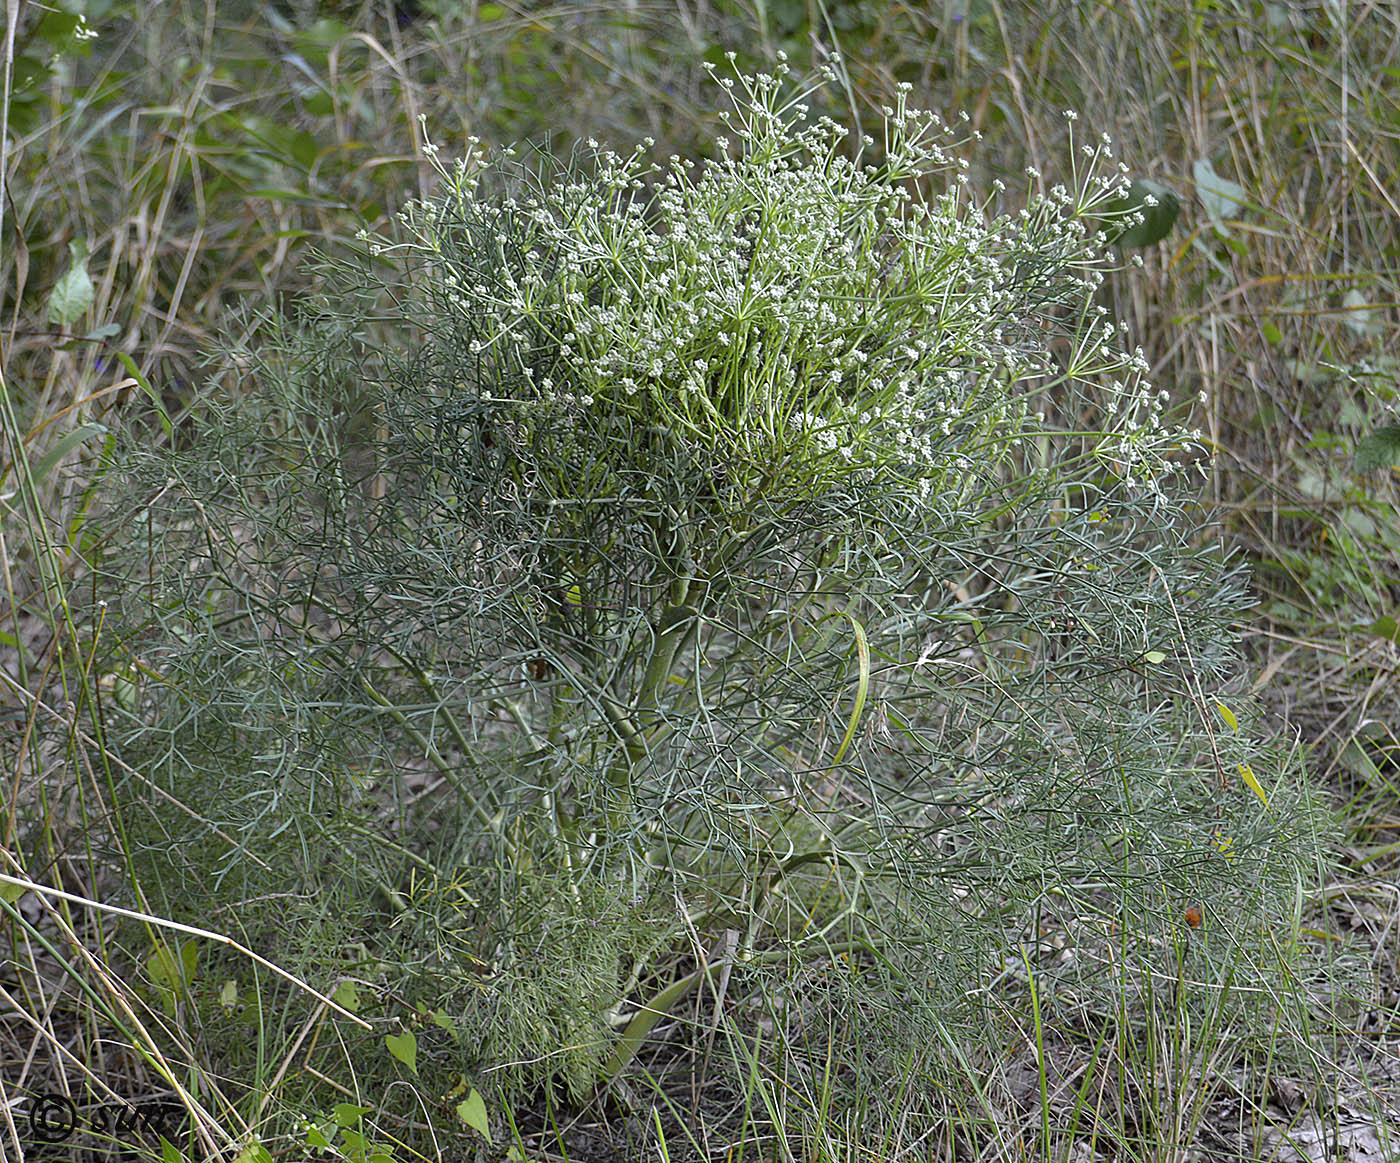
[98,53,1331,1124]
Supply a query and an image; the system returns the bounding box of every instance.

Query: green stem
[597,937,874,1083]
[639,588,697,713]
[599,517,701,819]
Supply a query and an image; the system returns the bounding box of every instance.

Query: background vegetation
[2,1,1398,1161]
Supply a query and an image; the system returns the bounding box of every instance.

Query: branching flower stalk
[378,55,1163,836]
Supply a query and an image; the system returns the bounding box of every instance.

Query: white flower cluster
[368,58,1175,489]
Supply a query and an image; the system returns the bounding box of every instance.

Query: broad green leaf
[34,10,83,49]
[1341,289,1383,337]
[1193,158,1249,223]
[46,239,94,327]
[385,1030,418,1074]
[145,939,198,1015]
[302,91,335,118]
[232,1141,272,1163]
[1220,231,1249,256]
[1216,702,1238,732]
[287,130,320,171]
[231,115,321,173]
[110,666,138,712]
[0,881,26,905]
[1236,762,1269,807]
[161,1136,185,1163]
[12,52,52,93]
[147,938,198,990]
[1142,649,1167,664]
[1354,424,1400,473]
[332,1104,372,1129]
[1101,178,1180,248]
[456,1088,492,1141]
[332,979,360,1011]
[1341,508,1378,541]
[1366,615,1399,644]
[292,17,351,62]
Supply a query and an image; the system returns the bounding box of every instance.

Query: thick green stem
[598,516,701,812]
[639,582,697,713]
[597,511,777,830]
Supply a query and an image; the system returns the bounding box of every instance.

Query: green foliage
[146,937,201,1018]
[442,865,676,1101]
[3,0,1394,1156]
[1100,179,1181,249]
[1354,423,1400,473]
[3,0,105,142]
[90,58,1336,1113]
[45,238,95,326]
[1192,156,1252,227]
